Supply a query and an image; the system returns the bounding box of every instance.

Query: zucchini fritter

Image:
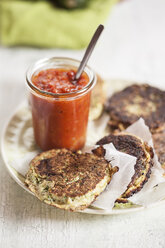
[96,133,154,202]
[105,84,165,133]
[25,148,117,211]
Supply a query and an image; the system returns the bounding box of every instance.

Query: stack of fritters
[25,148,118,211]
[97,133,154,203]
[105,84,165,168]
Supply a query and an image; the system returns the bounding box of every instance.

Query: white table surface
[1,0,165,247]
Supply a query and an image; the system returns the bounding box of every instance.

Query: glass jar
[26,57,96,151]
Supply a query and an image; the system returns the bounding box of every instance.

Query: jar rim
[26,57,96,98]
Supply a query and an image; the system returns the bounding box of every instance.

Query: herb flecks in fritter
[25,148,117,211]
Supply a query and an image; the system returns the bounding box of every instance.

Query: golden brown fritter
[25,148,117,211]
[96,133,154,202]
[105,84,165,133]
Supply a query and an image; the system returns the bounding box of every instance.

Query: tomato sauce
[32,68,88,94]
[30,68,91,151]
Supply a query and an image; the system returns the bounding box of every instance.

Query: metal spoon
[73,24,104,84]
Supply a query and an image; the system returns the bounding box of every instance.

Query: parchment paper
[91,143,136,210]
[126,118,165,206]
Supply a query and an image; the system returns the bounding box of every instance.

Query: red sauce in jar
[30,68,91,151]
[32,68,89,94]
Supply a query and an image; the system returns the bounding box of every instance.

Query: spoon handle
[75,24,104,81]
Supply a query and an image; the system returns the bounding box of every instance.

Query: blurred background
[0,0,165,122]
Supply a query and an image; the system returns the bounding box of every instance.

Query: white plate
[1,80,151,215]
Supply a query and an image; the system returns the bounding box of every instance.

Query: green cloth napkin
[0,0,118,49]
